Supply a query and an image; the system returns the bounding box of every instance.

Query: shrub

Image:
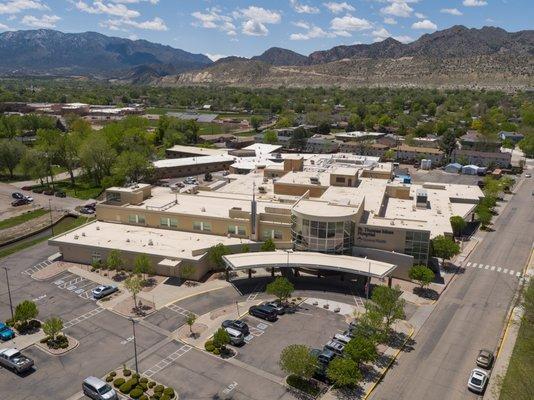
[163,387,175,398]
[46,334,69,349]
[132,373,140,380]
[129,387,144,399]
[139,377,148,384]
[204,341,215,352]
[152,393,161,399]
[110,371,117,377]
[126,378,138,387]
[147,381,156,388]
[213,348,220,355]
[113,378,125,388]
[160,395,170,400]
[154,385,164,393]
[139,382,148,390]
[106,376,113,382]
[119,382,132,394]
[123,369,132,376]
[139,396,148,400]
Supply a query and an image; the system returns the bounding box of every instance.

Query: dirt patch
[112,296,156,318]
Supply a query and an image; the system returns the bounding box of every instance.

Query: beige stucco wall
[274,182,327,198]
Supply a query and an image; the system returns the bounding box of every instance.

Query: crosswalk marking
[484,265,489,270]
[143,344,192,378]
[466,262,472,267]
[167,304,195,317]
[503,269,508,274]
[466,262,522,278]
[490,266,495,271]
[22,260,53,276]
[478,264,483,269]
[472,263,478,268]
[497,267,502,272]
[509,270,515,275]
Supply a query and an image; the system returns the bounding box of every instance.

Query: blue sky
[0,1,532,59]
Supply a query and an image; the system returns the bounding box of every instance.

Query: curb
[363,325,415,400]
[35,335,79,357]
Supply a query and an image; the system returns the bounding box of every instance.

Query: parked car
[467,368,488,394]
[333,333,352,344]
[343,329,355,339]
[21,186,32,191]
[476,349,495,369]
[324,340,345,356]
[222,320,250,336]
[0,348,34,373]
[11,198,29,207]
[224,327,245,346]
[82,376,118,400]
[43,189,54,195]
[84,202,97,210]
[310,348,332,383]
[263,301,285,315]
[32,187,44,194]
[11,192,24,200]
[525,173,531,178]
[55,191,66,198]
[24,196,33,202]
[91,285,118,299]
[80,207,95,215]
[317,348,336,365]
[0,322,15,341]
[248,305,277,322]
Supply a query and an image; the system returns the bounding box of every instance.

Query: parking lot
[236,304,348,378]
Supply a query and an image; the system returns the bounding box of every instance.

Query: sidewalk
[3,329,46,351]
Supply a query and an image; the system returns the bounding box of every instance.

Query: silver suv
[82,377,118,400]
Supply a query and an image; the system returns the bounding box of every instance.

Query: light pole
[48,198,54,236]
[129,317,139,374]
[235,301,240,318]
[2,267,14,320]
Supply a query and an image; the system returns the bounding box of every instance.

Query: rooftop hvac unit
[81,232,86,237]
[148,239,153,246]
[310,177,320,184]
[201,207,206,212]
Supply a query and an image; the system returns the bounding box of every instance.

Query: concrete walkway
[3,329,46,351]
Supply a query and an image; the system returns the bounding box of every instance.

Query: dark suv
[222,320,250,335]
[248,305,277,322]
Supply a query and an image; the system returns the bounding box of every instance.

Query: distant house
[498,131,524,143]
[393,144,445,165]
[459,131,501,152]
[451,149,511,168]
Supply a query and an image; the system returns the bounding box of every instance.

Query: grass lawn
[499,280,534,400]
[0,209,48,230]
[0,216,93,260]
[33,180,103,200]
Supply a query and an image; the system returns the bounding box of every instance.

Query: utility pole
[3,267,14,320]
[130,317,139,374]
[48,198,54,236]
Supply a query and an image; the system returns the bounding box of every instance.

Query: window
[128,214,145,225]
[160,217,178,228]
[262,229,283,240]
[228,225,246,236]
[193,221,211,232]
[106,192,120,202]
[335,177,345,183]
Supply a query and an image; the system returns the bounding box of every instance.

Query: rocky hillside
[0,29,212,77]
[251,47,309,66]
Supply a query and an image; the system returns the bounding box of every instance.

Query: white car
[467,368,488,393]
[333,333,352,344]
[91,285,118,299]
[525,173,531,178]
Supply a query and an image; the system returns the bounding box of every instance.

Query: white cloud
[74,1,140,19]
[441,8,463,16]
[331,14,372,32]
[393,35,414,43]
[191,8,236,36]
[290,21,338,40]
[323,2,355,14]
[372,27,390,41]
[380,1,413,18]
[205,53,226,61]
[411,19,437,30]
[0,22,9,29]
[290,0,319,14]
[383,17,397,25]
[463,0,487,6]
[22,14,60,28]
[414,12,426,19]
[101,16,167,31]
[236,6,281,36]
[0,0,48,15]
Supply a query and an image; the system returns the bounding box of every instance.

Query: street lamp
[2,267,14,320]
[48,198,54,236]
[129,317,139,374]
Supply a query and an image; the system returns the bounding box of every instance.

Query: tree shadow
[413,287,439,300]
[335,386,365,400]
[388,331,416,353]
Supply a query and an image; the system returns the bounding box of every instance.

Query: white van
[225,327,245,346]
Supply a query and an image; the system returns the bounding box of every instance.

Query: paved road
[370,175,534,399]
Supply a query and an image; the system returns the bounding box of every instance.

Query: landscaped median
[107,367,176,400]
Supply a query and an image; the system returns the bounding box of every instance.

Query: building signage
[356,226,395,244]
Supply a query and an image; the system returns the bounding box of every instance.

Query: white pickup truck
[0,348,34,373]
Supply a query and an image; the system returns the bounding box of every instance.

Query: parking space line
[503,268,508,274]
[466,262,471,267]
[484,265,490,270]
[167,304,195,317]
[142,344,191,378]
[63,307,104,329]
[497,267,502,272]
[472,263,478,268]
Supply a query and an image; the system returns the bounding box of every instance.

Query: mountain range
[0,26,532,89]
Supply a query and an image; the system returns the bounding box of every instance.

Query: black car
[221,320,250,336]
[11,192,24,200]
[79,207,95,215]
[55,191,66,198]
[248,305,277,322]
[11,198,29,207]
[263,301,285,315]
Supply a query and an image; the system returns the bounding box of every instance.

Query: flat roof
[335,131,385,139]
[292,199,361,218]
[166,145,228,157]
[107,183,151,193]
[223,251,396,279]
[276,171,330,187]
[49,220,253,261]
[242,143,282,155]
[153,154,236,169]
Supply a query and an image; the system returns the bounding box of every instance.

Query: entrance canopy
[222,251,397,279]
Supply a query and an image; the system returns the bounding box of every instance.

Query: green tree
[266,277,294,303]
[186,312,197,335]
[107,249,123,272]
[366,285,405,330]
[260,238,276,251]
[241,244,250,253]
[179,264,197,281]
[279,344,317,380]
[207,243,230,270]
[409,265,435,289]
[43,317,63,340]
[263,130,278,144]
[383,149,396,161]
[134,254,152,278]
[14,300,38,323]
[251,116,264,132]
[431,235,460,267]
[326,357,362,387]
[518,134,534,158]
[476,206,493,229]
[125,275,143,310]
[344,336,378,366]
[0,140,26,178]
[356,309,388,344]
[213,328,231,350]
[79,133,116,186]
[289,127,308,150]
[112,151,152,184]
[449,216,467,237]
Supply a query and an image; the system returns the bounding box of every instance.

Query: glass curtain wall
[292,215,353,254]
